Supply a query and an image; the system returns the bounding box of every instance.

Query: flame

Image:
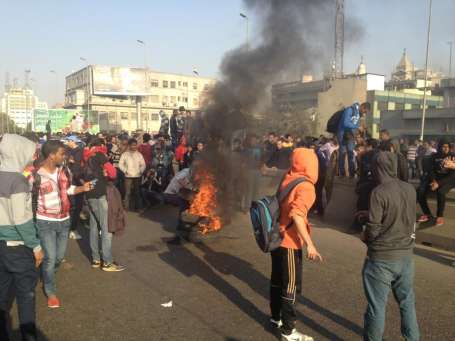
[189,169,222,234]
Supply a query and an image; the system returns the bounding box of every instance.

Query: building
[271,69,385,135]
[380,78,455,139]
[64,65,216,133]
[1,87,48,129]
[366,89,443,138]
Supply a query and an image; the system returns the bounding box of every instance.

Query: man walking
[0,134,43,341]
[271,148,322,341]
[119,138,146,210]
[362,151,419,341]
[33,140,93,308]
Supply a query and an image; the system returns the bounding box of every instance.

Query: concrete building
[366,89,443,138]
[380,78,455,139]
[65,65,216,133]
[1,87,48,129]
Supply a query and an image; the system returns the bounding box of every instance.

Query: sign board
[92,65,151,96]
[33,109,83,132]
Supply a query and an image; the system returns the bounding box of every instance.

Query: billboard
[33,109,83,132]
[92,65,151,96]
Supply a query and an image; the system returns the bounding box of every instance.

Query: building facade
[1,87,48,129]
[64,65,216,133]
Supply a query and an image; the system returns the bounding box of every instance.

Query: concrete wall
[317,78,367,135]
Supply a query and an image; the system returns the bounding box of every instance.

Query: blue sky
[1,0,454,106]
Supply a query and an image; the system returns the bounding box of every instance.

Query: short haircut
[143,133,151,143]
[366,138,379,149]
[128,138,138,146]
[42,140,65,159]
[361,102,371,111]
[380,129,390,135]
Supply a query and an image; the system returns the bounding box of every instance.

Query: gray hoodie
[365,151,416,260]
[0,134,40,250]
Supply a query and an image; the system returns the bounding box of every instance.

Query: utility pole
[420,0,433,141]
[80,57,91,131]
[240,13,249,52]
[335,0,345,78]
[448,41,453,78]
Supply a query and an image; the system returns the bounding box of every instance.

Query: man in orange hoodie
[270,148,323,341]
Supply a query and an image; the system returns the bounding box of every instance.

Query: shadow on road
[414,247,455,267]
[75,224,92,263]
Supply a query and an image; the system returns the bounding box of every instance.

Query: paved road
[9,206,455,341]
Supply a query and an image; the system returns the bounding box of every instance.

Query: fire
[189,169,222,234]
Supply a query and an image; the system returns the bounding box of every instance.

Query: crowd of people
[0,100,453,341]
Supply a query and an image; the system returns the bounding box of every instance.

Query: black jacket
[365,151,416,260]
[84,152,108,199]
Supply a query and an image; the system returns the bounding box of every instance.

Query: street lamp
[420,0,433,141]
[137,39,147,68]
[448,41,453,78]
[136,40,148,131]
[240,13,249,52]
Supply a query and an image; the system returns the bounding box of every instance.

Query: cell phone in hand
[91,179,98,186]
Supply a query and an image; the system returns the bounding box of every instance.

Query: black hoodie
[365,151,416,260]
[84,152,108,199]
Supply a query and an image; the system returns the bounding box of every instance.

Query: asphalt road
[9,206,455,341]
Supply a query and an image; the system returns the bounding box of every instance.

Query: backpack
[326,109,344,134]
[250,177,306,253]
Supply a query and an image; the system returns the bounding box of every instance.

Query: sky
[1,0,454,106]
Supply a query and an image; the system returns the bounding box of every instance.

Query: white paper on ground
[161,300,173,308]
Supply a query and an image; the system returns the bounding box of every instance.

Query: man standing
[362,151,419,341]
[119,138,146,211]
[159,110,170,136]
[337,102,370,177]
[270,148,322,341]
[33,140,93,308]
[0,134,44,341]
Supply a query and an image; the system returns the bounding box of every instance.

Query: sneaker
[91,260,101,268]
[102,262,126,272]
[281,329,313,341]
[69,231,82,240]
[270,318,283,329]
[47,296,61,309]
[435,217,445,226]
[417,215,431,223]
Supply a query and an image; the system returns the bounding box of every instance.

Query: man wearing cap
[64,135,85,240]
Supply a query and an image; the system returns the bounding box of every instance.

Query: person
[361,151,419,341]
[84,149,124,272]
[175,136,187,171]
[0,134,44,341]
[407,140,418,179]
[417,139,455,226]
[161,165,196,212]
[46,120,52,139]
[64,135,85,240]
[270,148,322,341]
[109,137,128,199]
[159,110,170,136]
[241,135,263,211]
[138,133,153,169]
[378,129,391,145]
[265,138,292,171]
[33,140,93,308]
[379,140,408,182]
[337,102,370,177]
[119,138,146,211]
[182,145,194,169]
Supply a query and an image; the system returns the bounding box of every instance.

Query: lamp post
[240,13,249,52]
[420,0,433,141]
[448,41,453,78]
[136,39,148,131]
[80,57,92,131]
[137,39,147,68]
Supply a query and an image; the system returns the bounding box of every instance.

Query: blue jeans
[36,219,71,297]
[362,257,419,341]
[88,196,113,264]
[0,241,38,341]
[338,132,355,176]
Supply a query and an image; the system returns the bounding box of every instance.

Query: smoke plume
[194,0,363,220]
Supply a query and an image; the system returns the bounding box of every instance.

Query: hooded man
[362,151,419,341]
[417,138,455,226]
[0,134,44,341]
[270,148,322,341]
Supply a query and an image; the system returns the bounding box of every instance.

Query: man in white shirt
[119,138,146,211]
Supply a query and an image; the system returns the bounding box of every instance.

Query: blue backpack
[250,178,306,253]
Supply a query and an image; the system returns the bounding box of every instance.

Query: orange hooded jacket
[279,148,318,250]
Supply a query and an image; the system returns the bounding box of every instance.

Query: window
[183,81,188,87]
[193,97,199,106]
[163,80,169,88]
[170,96,176,103]
[121,112,129,120]
[183,97,188,103]
[193,82,198,90]
[151,79,159,87]
[170,81,176,88]
[411,103,421,110]
[151,113,159,121]
[162,96,169,103]
[377,101,388,111]
[395,103,405,110]
[178,97,181,102]
[178,81,182,86]
[131,112,137,121]
[150,95,159,103]
[108,112,116,121]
